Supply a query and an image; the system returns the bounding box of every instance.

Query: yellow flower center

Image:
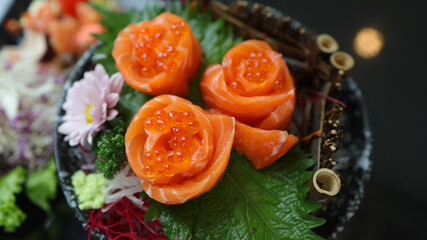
[86,104,93,123]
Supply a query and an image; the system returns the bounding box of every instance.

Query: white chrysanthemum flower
[58,64,124,146]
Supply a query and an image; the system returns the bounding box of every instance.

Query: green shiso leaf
[92,2,324,239]
[116,84,152,126]
[146,148,325,240]
[176,4,242,107]
[0,167,27,232]
[25,158,58,213]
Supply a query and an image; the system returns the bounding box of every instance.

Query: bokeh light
[354,27,384,59]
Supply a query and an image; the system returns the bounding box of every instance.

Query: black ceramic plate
[53,12,372,240]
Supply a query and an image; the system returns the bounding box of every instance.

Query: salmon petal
[233,121,299,169]
[200,40,296,130]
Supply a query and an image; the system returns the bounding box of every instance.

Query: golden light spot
[86,104,93,123]
[354,27,384,59]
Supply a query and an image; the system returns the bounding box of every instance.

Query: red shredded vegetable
[85,196,166,240]
[294,90,346,136]
[308,90,347,108]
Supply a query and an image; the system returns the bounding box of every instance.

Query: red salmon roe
[241,51,272,84]
[144,117,156,132]
[169,135,180,149]
[183,111,195,120]
[178,135,192,149]
[140,66,156,78]
[155,119,169,133]
[187,121,200,134]
[164,164,174,176]
[229,81,243,93]
[143,165,157,178]
[274,79,285,90]
[153,148,167,158]
[142,110,200,178]
[167,150,188,163]
[167,111,178,121]
[171,21,186,36]
[132,25,180,76]
[172,112,187,127]
[171,127,186,135]
[154,109,168,119]
[143,151,155,165]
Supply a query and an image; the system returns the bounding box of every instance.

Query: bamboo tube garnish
[316,34,339,54]
[330,51,355,71]
[307,168,341,202]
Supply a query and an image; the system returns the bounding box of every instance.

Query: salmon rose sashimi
[200,39,296,130]
[113,13,202,97]
[125,95,235,204]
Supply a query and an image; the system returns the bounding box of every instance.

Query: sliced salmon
[233,121,299,169]
[125,95,235,204]
[74,22,104,52]
[22,2,60,32]
[22,1,103,55]
[200,40,295,130]
[48,17,79,54]
[113,13,202,97]
[75,2,103,24]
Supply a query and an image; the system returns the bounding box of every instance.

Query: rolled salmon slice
[125,94,235,204]
[233,121,299,169]
[142,114,235,204]
[200,40,296,130]
[112,12,202,97]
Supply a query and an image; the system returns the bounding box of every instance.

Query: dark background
[1,0,427,239]
[259,0,427,239]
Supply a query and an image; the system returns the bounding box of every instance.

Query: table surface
[1,0,427,239]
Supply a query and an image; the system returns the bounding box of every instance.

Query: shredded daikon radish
[103,164,145,211]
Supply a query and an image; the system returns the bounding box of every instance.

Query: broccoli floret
[93,117,127,179]
[71,171,107,210]
[95,158,123,180]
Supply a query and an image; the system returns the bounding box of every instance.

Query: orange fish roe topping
[113,13,202,97]
[200,40,296,130]
[241,51,273,84]
[139,109,200,178]
[125,95,235,204]
[126,95,214,185]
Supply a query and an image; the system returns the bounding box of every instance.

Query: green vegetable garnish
[93,117,127,179]
[25,158,58,213]
[0,167,27,232]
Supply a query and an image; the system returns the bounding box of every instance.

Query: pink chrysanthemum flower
[58,64,124,146]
